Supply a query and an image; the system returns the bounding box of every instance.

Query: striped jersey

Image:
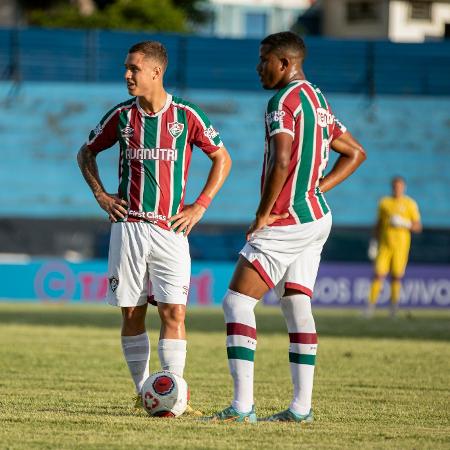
[86,94,223,230]
[263,80,346,226]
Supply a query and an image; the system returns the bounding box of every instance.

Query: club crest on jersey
[121,126,134,138]
[152,375,175,396]
[168,121,184,138]
[109,276,119,292]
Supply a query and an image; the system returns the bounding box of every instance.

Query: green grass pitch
[0,303,449,449]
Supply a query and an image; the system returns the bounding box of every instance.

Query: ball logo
[152,375,175,396]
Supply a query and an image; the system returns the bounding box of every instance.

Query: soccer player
[210,32,366,423]
[366,176,422,318]
[77,41,231,412]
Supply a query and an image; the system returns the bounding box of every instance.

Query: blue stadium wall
[0,28,449,306]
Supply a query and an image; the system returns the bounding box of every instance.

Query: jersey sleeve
[188,105,223,154]
[86,107,120,154]
[266,95,296,138]
[408,199,421,222]
[331,116,347,140]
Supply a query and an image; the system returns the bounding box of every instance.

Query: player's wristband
[195,193,211,209]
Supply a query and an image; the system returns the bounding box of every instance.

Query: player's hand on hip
[169,203,205,236]
[96,192,128,222]
[246,212,289,240]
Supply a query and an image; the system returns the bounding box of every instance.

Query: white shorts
[106,222,191,307]
[240,213,332,298]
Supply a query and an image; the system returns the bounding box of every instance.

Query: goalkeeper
[366,176,422,317]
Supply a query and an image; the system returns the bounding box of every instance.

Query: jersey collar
[136,94,172,118]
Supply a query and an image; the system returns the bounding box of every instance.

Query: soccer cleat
[261,408,314,423]
[207,405,257,423]
[133,394,143,409]
[183,403,203,417]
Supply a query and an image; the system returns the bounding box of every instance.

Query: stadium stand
[0,28,449,262]
[0,82,448,227]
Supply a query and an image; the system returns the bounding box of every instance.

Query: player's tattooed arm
[77,144,128,222]
[319,131,366,193]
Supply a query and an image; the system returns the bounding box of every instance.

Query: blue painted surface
[0,82,449,226]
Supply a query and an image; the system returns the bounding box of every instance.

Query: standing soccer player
[210,32,366,423]
[366,176,422,318]
[77,41,231,411]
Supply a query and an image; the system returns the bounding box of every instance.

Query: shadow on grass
[0,303,449,341]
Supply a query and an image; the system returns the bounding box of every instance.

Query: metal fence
[1,27,450,95]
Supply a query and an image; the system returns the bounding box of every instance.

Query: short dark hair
[392,175,405,184]
[128,41,168,70]
[261,31,306,61]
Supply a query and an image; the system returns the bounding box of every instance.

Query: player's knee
[222,289,250,317]
[121,309,146,335]
[159,304,186,328]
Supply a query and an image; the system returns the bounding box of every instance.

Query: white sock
[223,289,258,414]
[121,332,150,394]
[281,294,318,415]
[158,339,187,378]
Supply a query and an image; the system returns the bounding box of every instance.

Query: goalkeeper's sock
[281,294,317,416]
[121,332,150,394]
[158,339,186,378]
[369,278,383,304]
[223,289,258,414]
[391,279,401,304]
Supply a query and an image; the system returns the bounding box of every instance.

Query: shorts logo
[109,276,119,292]
[204,125,219,140]
[152,375,175,396]
[182,285,189,296]
[121,126,134,138]
[168,121,184,138]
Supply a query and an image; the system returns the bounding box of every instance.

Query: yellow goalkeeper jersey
[377,195,421,249]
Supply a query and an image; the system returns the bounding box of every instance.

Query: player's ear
[153,65,163,80]
[280,57,289,71]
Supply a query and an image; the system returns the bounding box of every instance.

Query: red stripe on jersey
[284,282,313,298]
[302,83,324,220]
[265,85,302,226]
[227,323,257,339]
[251,259,275,289]
[158,108,175,220]
[128,108,143,212]
[289,332,317,344]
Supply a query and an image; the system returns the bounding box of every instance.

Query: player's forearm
[411,221,422,233]
[198,148,232,203]
[319,151,366,193]
[77,144,106,199]
[255,162,289,218]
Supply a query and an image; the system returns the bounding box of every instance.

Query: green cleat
[207,405,257,423]
[261,408,314,423]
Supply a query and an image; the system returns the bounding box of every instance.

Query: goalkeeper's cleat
[183,403,203,417]
[207,405,257,423]
[133,394,143,409]
[261,408,314,423]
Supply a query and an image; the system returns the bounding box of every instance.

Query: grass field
[0,303,449,449]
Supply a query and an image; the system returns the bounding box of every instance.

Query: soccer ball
[141,371,188,417]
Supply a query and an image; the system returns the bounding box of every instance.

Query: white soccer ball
[141,371,188,417]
